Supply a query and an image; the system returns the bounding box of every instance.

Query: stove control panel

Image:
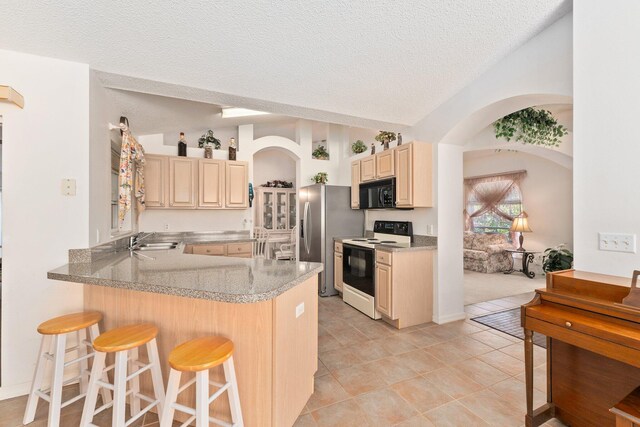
[373,221,413,238]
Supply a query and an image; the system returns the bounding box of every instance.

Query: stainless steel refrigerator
[299,184,364,296]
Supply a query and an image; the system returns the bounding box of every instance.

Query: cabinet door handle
[565,321,572,328]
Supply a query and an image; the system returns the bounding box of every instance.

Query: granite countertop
[333,236,437,252]
[52,242,322,304]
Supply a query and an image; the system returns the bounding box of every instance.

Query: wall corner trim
[0,85,25,108]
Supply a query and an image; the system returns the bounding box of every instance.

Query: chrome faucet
[127,232,154,251]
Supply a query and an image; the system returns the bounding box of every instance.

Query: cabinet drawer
[193,244,226,256]
[227,242,252,256]
[376,250,392,265]
[335,242,343,253]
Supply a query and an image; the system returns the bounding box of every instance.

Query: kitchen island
[48,245,323,426]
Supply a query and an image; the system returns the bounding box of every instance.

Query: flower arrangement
[312,172,328,184]
[312,145,330,160]
[351,140,367,154]
[198,130,221,149]
[375,131,397,150]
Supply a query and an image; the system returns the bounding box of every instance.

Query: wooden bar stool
[23,311,111,427]
[160,336,243,427]
[80,323,165,427]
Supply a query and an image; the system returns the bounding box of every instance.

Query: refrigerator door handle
[303,201,310,254]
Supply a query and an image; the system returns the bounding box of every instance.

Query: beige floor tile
[473,301,506,312]
[465,319,490,331]
[329,325,371,347]
[425,341,474,364]
[465,305,492,316]
[365,355,419,385]
[294,413,318,426]
[319,347,363,372]
[458,389,523,426]
[315,359,330,377]
[391,376,454,413]
[346,339,393,363]
[394,349,445,374]
[450,335,494,357]
[485,298,519,309]
[476,350,525,377]
[449,357,510,387]
[489,377,547,413]
[356,388,419,426]
[376,334,419,355]
[306,374,351,411]
[394,414,437,426]
[422,367,484,399]
[404,328,445,348]
[318,326,343,352]
[311,399,370,427]
[542,418,569,427]
[469,330,515,349]
[332,364,387,396]
[515,364,547,393]
[424,400,490,426]
[487,329,521,343]
[499,342,547,366]
[352,318,397,340]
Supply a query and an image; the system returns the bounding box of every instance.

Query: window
[464,171,526,236]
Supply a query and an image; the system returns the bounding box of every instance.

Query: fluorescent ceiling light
[221,107,271,118]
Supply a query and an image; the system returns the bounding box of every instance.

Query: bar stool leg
[223,356,244,427]
[23,335,52,424]
[47,334,67,427]
[112,351,128,427]
[146,338,165,418]
[160,369,181,427]
[128,347,141,417]
[195,369,209,427]
[89,323,112,405]
[78,329,89,394]
[80,351,106,427]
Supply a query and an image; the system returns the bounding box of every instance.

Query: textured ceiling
[2,0,570,125]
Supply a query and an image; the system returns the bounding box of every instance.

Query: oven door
[342,244,375,297]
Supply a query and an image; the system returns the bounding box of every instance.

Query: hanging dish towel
[118,122,145,227]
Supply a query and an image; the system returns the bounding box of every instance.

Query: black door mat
[471,308,547,348]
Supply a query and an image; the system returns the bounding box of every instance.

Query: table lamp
[511,211,532,251]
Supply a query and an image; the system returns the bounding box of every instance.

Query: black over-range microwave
[358,178,396,209]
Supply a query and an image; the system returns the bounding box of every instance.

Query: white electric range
[340,221,413,319]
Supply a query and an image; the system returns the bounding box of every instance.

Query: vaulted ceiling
[1,1,571,126]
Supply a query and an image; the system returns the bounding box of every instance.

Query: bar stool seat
[37,311,103,335]
[24,311,110,427]
[81,323,165,427]
[169,336,234,372]
[92,323,158,352]
[161,336,244,427]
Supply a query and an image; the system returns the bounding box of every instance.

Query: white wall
[464,150,573,252]
[573,1,640,276]
[0,50,89,397]
[253,149,296,187]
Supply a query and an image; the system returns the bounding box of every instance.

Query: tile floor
[1,292,567,427]
[295,292,568,427]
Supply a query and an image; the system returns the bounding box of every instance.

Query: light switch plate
[61,179,76,196]
[598,232,636,253]
[295,302,305,318]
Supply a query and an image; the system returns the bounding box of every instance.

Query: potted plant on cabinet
[312,145,329,160]
[351,140,367,154]
[312,172,328,184]
[198,130,221,158]
[375,131,396,150]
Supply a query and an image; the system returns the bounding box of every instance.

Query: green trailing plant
[542,244,574,273]
[351,140,367,154]
[198,129,221,149]
[312,145,329,160]
[375,131,396,147]
[312,172,328,184]
[494,107,568,147]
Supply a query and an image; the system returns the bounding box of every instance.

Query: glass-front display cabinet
[255,188,297,232]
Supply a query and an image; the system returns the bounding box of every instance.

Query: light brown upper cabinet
[169,157,198,209]
[144,154,249,210]
[199,159,225,208]
[225,161,249,209]
[351,161,360,209]
[360,156,376,182]
[395,142,432,208]
[144,155,168,208]
[375,150,395,178]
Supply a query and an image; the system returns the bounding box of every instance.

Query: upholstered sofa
[463,232,514,273]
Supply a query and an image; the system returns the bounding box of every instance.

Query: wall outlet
[295,302,305,318]
[61,178,76,196]
[164,223,170,231]
[598,232,636,253]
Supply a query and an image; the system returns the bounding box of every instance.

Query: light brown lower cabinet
[186,242,252,258]
[334,242,343,292]
[374,249,433,328]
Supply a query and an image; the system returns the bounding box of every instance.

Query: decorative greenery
[312,172,328,184]
[198,129,221,149]
[352,140,367,154]
[375,131,397,146]
[542,244,574,273]
[312,145,329,160]
[494,107,568,148]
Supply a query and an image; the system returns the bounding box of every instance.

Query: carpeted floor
[464,269,546,305]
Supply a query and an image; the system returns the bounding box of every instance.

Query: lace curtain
[464,171,525,231]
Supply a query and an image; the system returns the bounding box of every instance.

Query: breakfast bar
[48,246,323,426]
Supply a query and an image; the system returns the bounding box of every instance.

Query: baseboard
[0,381,30,400]
[432,311,466,325]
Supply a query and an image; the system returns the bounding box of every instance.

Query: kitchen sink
[135,242,178,251]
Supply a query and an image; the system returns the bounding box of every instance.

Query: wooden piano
[522,269,640,427]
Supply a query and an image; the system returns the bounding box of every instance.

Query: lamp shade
[511,211,532,233]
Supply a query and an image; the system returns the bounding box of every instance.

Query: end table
[504,249,538,279]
